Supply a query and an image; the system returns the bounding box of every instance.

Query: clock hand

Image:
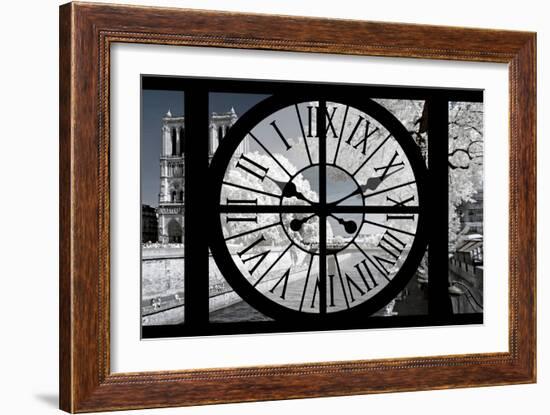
[326,187,362,207]
[361,166,403,192]
[328,214,357,234]
[325,168,404,207]
[289,213,357,234]
[290,213,318,232]
[269,178,317,205]
[322,165,407,211]
[326,166,405,208]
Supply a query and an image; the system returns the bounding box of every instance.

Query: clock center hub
[280,165,364,254]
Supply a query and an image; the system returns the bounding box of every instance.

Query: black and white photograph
[1,0,543,414]
[140,77,484,338]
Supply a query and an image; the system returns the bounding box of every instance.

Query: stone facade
[157,108,246,243]
[141,204,158,243]
[208,107,247,161]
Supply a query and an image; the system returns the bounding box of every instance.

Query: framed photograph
[59,2,536,412]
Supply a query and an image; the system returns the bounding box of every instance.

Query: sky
[141,89,184,207]
[140,90,268,207]
[140,90,432,241]
[141,90,418,238]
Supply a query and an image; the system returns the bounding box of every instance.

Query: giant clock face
[209,94,428,323]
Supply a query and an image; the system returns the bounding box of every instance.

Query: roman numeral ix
[305,105,338,138]
[345,118,380,155]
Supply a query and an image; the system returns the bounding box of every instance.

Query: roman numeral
[306,105,315,137]
[346,116,363,144]
[235,154,269,181]
[352,132,393,177]
[226,198,258,205]
[373,231,407,277]
[386,195,415,221]
[299,255,314,311]
[386,215,415,221]
[333,256,379,307]
[237,235,270,275]
[305,105,338,138]
[344,273,366,303]
[387,195,415,207]
[332,105,349,164]
[374,151,405,178]
[310,276,321,308]
[345,118,379,155]
[354,259,379,292]
[253,244,292,287]
[225,217,258,223]
[378,231,406,259]
[270,120,292,150]
[225,198,258,223]
[309,275,335,309]
[326,106,338,138]
[294,104,313,165]
[372,255,394,279]
[353,241,396,283]
[328,274,336,307]
[269,268,291,299]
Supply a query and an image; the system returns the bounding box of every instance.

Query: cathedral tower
[157,107,245,244]
[157,110,185,243]
[209,107,247,160]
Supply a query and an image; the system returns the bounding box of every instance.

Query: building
[456,188,483,235]
[208,107,249,160]
[157,110,185,244]
[141,204,158,243]
[453,187,484,270]
[157,108,246,243]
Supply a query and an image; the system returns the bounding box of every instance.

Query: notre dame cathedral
[157,107,248,243]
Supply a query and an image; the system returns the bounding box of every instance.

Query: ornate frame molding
[60,2,536,412]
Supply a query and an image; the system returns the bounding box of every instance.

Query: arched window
[179,127,185,156]
[167,219,183,243]
[171,190,176,202]
[171,128,177,156]
[179,190,184,202]
[218,125,224,141]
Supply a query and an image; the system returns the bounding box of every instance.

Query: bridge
[141,244,424,325]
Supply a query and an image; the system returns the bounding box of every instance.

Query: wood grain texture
[59,3,73,411]
[59,2,537,412]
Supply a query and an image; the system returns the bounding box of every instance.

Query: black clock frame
[209,93,429,323]
[141,76,484,338]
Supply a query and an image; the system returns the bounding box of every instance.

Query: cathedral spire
[166,109,172,117]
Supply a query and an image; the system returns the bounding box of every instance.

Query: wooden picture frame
[59,2,536,412]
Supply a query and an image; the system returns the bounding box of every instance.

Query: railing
[453,280,483,312]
